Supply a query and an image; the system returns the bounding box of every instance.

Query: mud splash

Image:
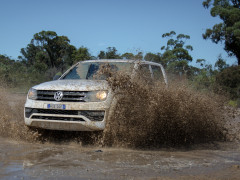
[0,72,227,148]
[101,72,226,148]
[0,88,36,142]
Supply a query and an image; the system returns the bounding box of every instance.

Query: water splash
[0,71,227,148]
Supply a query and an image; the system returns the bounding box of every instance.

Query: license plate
[47,104,66,110]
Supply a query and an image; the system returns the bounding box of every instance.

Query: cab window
[138,64,152,80]
[151,65,164,81]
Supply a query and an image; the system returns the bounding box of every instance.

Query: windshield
[61,61,134,80]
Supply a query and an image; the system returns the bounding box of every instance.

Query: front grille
[37,90,87,102]
[25,108,105,122]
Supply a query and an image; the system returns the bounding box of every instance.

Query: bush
[215,66,240,99]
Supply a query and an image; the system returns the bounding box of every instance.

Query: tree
[144,52,164,65]
[160,31,193,74]
[214,55,229,71]
[134,52,143,60]
[98,51,106,59]
[105,47,120,59]
[196,59,206,67]
[121,52,134,59]
[192,58,217,90]
[97,47,120,59]
[0,54,15,65]
[203,0,240,65]
[216,65,240,98]
[20,43,41,66]
[121,52,144,60]
[21,31,74,72]
[196,58,215,76]
[73,46,91,63]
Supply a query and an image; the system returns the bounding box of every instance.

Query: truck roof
[80,59,164,67]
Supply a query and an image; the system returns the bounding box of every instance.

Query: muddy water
[1,137,240,179]
[1,85,240,179]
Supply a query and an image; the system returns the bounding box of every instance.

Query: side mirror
[53,75,61,80]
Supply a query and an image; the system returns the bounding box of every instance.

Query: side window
[151,65,164,81]
[138,64,152,80]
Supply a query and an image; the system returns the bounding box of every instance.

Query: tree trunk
[236,53,240,66]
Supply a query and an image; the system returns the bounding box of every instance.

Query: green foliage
[20,43,40,66]
[0,55,48,90]
[0,29,237,102]
[134,52,143,60]
[121,52,134,59]
[191,68,216,91]
[21,30,74,74]
[196,59,206,67]
[214,55,229,71]
[72,46,91,63]
[228,100,238,107]
[98,47,121,59]
[190,57,222,92]
[144,53,162,63]
[215,65,240,99]
[160,31,193,74]
[98,51,106,59]
[203,0,240,65]
[106,47,120,59]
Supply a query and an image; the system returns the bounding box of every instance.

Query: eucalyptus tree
[160,31,193,74]
[203,0,240,65]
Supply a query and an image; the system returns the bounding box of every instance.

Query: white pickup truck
[24,59,167,131]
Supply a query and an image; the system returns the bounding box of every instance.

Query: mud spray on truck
[21,59,226,147]
[24,59,167,131]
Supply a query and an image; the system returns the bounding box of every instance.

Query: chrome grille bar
[37,90,87,102]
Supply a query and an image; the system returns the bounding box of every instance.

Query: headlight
[28,88,37,100]
[96,91,107,100]
[85,91,108,102]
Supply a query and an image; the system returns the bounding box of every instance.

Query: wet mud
[1,77,240,179]
[101,72,226,148]
[1,137,240,179]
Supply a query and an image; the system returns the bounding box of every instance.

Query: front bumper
[24,98,111,131]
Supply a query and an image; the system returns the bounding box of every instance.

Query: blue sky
[0,0,237,66]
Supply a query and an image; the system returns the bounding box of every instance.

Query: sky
[0,0,238,67]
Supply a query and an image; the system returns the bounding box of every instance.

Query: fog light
[87,111,105,116]
[25,108,33,118]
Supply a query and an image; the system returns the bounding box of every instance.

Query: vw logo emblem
[54,91,63,101]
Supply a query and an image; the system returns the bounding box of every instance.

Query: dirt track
[1,92,240,179]
[1,137,240,179]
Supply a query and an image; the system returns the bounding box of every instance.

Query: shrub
[215,66,240,99]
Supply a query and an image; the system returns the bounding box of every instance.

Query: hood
[33,80,109,91]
